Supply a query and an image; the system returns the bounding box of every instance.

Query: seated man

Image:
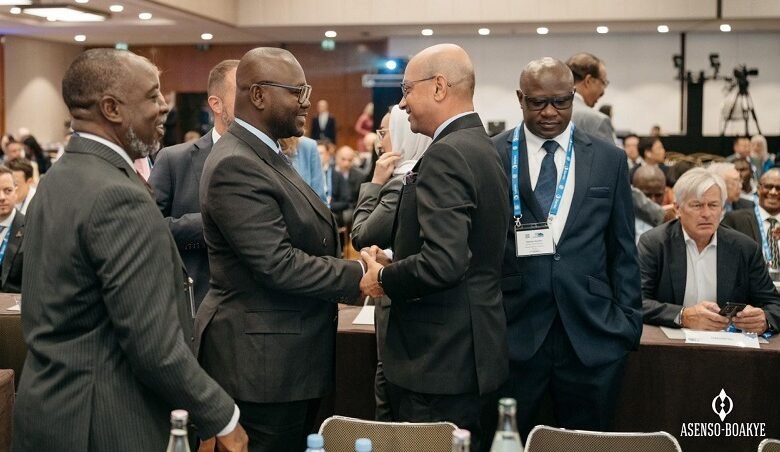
[638,168,780,333]
[708,162,753,213]
[632,165,667,241]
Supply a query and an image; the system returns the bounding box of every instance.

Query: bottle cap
[498,398,517,408]
[307,433,325,448]
[452,428,471,445]
[170,409,188,422]
[355,437,372,452]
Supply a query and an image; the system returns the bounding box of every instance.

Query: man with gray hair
[566,52,616,144]
[639,168,780,333]
[708,161,754,212]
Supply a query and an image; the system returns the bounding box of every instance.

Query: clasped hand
[359,246,389,298]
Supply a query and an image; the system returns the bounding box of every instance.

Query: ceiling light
[657,25,669,33]
[9,7,21,14]
[74,0,88,3]
[138,12,152,20]
[109,4,123,12]
[74,34,86,42]
[536,26,549,35]
[22,5,108,22]
[478,28,490,36]
[201,33,213,40]
[421,28,433,36]
[385,60,398,71]
[1,0,31,4]
[324,30,337,38]
[596,26,609,34]
[720,23,732,32]
[46,16,56,21]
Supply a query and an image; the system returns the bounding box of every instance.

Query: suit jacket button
[553,253,561,261]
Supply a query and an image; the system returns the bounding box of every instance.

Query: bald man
[13,48,247,452]
[360,44,509,449]
[633,165,667,240]
[491,58,641,440]
[194,47,363,451]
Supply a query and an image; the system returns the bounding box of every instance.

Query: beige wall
[4,36,82,144]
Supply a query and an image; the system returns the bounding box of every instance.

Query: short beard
[221,110,234,130]
[125,126,159,159]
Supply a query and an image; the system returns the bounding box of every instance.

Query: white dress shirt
[212,127,222,144]
[17,185,36,215]
[234,118,281,154]
[758,205,780,234]
[523,122,575,244]
[318,112,329,130]
[432,111,474,141]
[682,228,718,307]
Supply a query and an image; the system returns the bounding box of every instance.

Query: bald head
[517,58,574,139]
[761,168,780,183]
[519,58,573,93]
[234,47,310,141]
[412,44,475,97]
[633,165,666,205]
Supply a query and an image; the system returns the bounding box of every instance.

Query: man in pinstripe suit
[12,49,247,452]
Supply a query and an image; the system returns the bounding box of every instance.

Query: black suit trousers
[236,398,321,452]
[481,317,627,449]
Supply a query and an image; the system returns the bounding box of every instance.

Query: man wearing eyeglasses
[195,47,365,451]
[566,52,617,145]
[489,57,641,442]
[360,43,509,451]
[723,168,780,265]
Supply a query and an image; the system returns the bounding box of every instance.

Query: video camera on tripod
[721,64,761,135]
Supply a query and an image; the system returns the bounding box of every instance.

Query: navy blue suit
[490,124,642,439]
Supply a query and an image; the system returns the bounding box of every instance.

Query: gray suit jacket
[0,211,24,293]
[13,136,235,452]
[571,94,616,144]
[638,221,780,329]
[195,122,362,403]
[721,208,761,243]
[149,131,213,308]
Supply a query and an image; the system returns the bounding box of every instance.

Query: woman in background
[351,105,431,420]
[354,102,374,153]
[280,135,328,204]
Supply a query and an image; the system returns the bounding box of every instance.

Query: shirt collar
[682,226,718,250]
[212,128,222,144]
[433,111,474,141]
[0,208,16,228]
[233,118,281,154]
[74,132,134,168]
[523,121,574,156]
[758,205,780,223]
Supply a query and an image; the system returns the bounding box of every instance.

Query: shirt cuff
[357,259,366,275]
[217,405,240,437]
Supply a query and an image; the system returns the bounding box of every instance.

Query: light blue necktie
[534,140,558,218]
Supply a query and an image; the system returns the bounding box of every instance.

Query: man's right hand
[199,424,249,452]
[681,301,730,331]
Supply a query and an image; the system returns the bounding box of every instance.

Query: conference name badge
[515,222,555,257]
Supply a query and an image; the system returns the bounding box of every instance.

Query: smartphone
[718,302,747,319]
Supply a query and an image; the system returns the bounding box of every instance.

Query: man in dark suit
[0,166,23,293]
[722,168,780,262]
[709,162,754,213]
[360,44,509,451]
[12,49,247,452]
[640,168,779,333]
[310,99,337,143]
[195,47,364,452]
[490,58,642,440]
[149,59,238,309]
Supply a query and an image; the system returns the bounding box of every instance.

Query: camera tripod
[721,88,762,136]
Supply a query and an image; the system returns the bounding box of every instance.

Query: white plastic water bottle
[355,437,372,452]
[305,433,326,452]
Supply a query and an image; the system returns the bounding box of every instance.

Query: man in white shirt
[0,166,23,293]
[5,158,36,214]
[639,168,779,333]
[723,168,780,266]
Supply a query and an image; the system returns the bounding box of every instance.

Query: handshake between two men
[359,246,392,299]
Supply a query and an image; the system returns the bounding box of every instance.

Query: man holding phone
[639,168,780,334]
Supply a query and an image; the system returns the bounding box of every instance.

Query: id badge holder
[515,222,555,257]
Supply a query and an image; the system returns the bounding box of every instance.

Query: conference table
[0,295,23,389]
[331,305,780,452]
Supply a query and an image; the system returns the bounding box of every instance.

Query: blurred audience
[310,99,337,143]
[733,157,756,201]
[750,134,772,178]
[280,136,328,204]
[623,134,642,170]
[708,162,753,213]
[354,102,374,153]
[726,136,751,163]
[0,165,24,293]
[5,158,37,214]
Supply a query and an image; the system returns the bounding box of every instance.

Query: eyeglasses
[519,91,575,111]
[376,128,389,140]
[761,183,780,192]
[597,77,610,87]
[400,76,436,97]
[253,81,312,105]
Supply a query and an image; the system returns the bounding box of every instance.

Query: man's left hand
[733,305,769,334]
[360,248,385,298]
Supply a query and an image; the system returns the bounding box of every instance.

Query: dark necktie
[768,217,778,268]
[534,140,558,218]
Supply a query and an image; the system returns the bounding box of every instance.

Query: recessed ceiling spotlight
[657,25,669,33]
[596,26,609,34]
[324,30,337,38]
[138,12,152,20]
[109,4,123,12]
[74,0,88,3]
[536,27,549,35]
[478,28,490,36]
[46,16,56,21]
[421,28,433,36]
[720,23,732,32]
[9,6,21,14]
[201,33,213,40]
[74,34,86,42]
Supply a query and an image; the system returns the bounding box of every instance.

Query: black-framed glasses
[761,183,780,192]
[400,76,436,96]
[519,90,575,111]
[253,81,312,105]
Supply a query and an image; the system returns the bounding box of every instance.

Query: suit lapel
[229,123,334,225]
[191,132,213,189]
[669,222,688,305]
[67,135,141,186]
[716,228,737,304]
[1,212,23,286]
[749,210,762,243]
[559,128,593,243]
[510,127,544,223]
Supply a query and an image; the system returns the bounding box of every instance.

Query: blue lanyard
[754,193,773,262]
[511,124,575,224]
[0,224,11,265]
